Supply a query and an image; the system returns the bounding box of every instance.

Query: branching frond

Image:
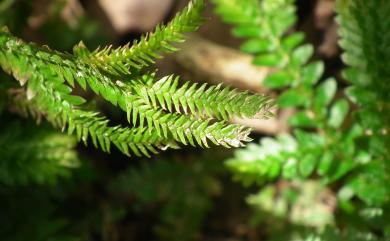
[0,0,273,157]
[9,76,177,157]
[88,0,205,75]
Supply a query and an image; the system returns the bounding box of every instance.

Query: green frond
[136,75,274,120]
[88,0,205,75]
[0,120,79,186]
[215,0,390,209]
[11,82,252,156]
[9,81,176,157]
[212,0,310,89]
[0,9,273,157]
[226,124,366,187]
[337,0,390,149]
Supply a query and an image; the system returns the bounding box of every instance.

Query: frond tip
[89,0,206,75]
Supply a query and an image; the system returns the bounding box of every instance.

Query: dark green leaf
[347,162,390,206]
[263,71,291,89]
[277,89,307,107]
[62,94,86,105]
[289,111,317,128]
[253,53,281,67]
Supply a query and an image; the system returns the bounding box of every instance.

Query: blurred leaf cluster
[110,157,223,241]
[213,0,390,240]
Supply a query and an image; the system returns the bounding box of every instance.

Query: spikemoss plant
[0,0,273,157]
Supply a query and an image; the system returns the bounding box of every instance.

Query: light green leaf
[232,25,262,38]
[317,151,334,176]
[302,61,324,85]
[240,38,273,54]
[299,154,317,178]
[328,99,349,128]
[281,32,305,51]
[314,78,337,116]
[292,44,313,66]
[253,53,281,67]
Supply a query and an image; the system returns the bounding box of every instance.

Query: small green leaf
[253,53,281,67]
[299,154,317,178]
[318,151,334,176]
[240,38,273,54]
[281,32,305,51]
[289,111,317,128]
[302,61,324,85]
[326,158,356,183]
[270,11,296,36]
[282,157,299,179]
[292,44,313,66]
[264,71,291,89]
[73,41,91,57]
[277,89,307,107]
[294,130,325,149]
[328,100,349,128]
[314,78,337,116]
[233,25,262,38]
[62,94,86,105]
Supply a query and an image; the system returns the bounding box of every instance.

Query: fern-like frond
[88,0,205,75]
[135,75,274,120]
[0,3,273,158]
[9,77,176,157]
[337,0,390,151]
[0,120,79,185]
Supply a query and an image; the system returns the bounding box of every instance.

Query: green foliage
[0,0,273,157]
[0,118,79,186]
[111,158,222,241]
[89,0,204,75]
[0,187,81,241]
[213,0,390,239]
[248,181,335,240]
[213,0,358,185]
[337,0,390,158]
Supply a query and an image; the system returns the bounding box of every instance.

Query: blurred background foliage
[0,0,389,241]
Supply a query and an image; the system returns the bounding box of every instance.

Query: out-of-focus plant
[212,0,390,239]
[111,157,223,241]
